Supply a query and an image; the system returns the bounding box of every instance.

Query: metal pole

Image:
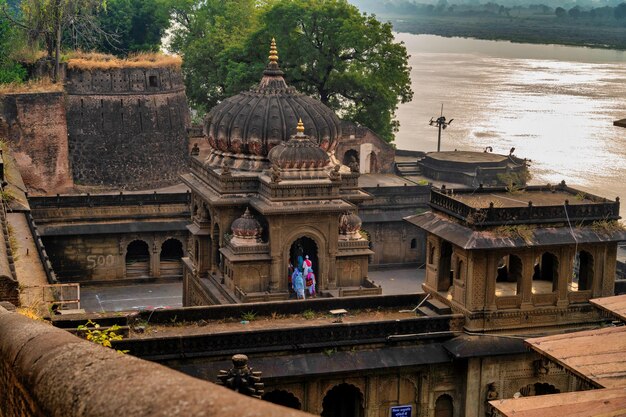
[437,123,442,152]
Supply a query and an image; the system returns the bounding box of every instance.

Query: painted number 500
[87,255,115,269]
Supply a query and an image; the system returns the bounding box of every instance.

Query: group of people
[288,255,316,299]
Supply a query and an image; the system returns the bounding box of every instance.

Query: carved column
[520,252,534,309]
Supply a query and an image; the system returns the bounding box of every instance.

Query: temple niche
[182,40,378,305]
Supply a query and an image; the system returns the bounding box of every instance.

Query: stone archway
[290,236,319,294]
[434,394,453,417]
[343,149,359,166]
[160,238,184,277]
[283,227,327,291]
[126,240,150,278]
[262,390,301,410]
[321,383,364,417]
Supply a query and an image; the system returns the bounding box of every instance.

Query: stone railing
[29,191,191,208]
[226,242,270,255]
[25,213,57,283]
[0,305,313,417]
[430,185,620,226]
[189,158,259,195]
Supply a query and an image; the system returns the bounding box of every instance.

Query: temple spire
[269,38,278,65]
[263,37,284,77]
[296,119,305,136]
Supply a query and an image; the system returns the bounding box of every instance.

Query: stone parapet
[0,305,313,417]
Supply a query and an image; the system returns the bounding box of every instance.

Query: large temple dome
[204,39,342,170]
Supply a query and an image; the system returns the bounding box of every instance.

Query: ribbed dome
[205,39,341,164]
[231,208,262,240]
[268,120,330,169]
[339,212,363,240]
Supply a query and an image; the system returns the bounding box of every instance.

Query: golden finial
[269,38,278,64]
[296,119,305,135]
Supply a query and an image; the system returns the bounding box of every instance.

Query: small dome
[268,120,330,169]
[205,39,341,169]
[231,208,262,240]
[339,212,362,240]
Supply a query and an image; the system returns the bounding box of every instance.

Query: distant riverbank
[386,14,626,50]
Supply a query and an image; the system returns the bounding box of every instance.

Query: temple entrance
[290,236,318,292]
[160,239,183,277]
[126,240,150,278]
[321,384,364,417]
[262,390,301,410]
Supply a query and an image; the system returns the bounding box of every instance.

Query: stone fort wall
[65,66,190,189]
[0,92,73,194]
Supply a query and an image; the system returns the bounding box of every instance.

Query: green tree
[555,6,566,17]
[0,0,26,83]
[3,0,106,81]
[172,0,413,142]
[253,0,413,142]
[167,0,262,112]
[95,0,170,55]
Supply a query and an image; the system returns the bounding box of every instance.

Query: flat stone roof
[454,190,596,209]
[425,151,509,163]
[526,326,626,389]
[358,173,417,187]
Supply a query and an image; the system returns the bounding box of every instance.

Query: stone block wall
[42,231,187,283]
[0,305,312,417]
[65,66,190,189]
[0,92,73,194]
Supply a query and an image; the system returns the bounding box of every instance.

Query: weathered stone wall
[336,121,395,174]
[360,184,430,266]
[0,305,313,417]
[0,92,73,194]
[65,66,190,189]
[30,193,190,283]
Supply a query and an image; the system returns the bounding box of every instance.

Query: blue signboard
[390,405,412,417]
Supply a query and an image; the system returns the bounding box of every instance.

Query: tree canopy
[170,0,413,143]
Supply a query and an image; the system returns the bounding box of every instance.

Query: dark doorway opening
[520,383,560,396]
[160,239,183,277]
[434,394,453,417]
[262,390,301,410]
[368,151,378,173]
[437,241,453,291]
[343,149,359,166]
[290,236,318,292]
[321,383,364,417]
[126,240,150,278]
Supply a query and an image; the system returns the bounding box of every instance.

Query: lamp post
[429,104,453,152]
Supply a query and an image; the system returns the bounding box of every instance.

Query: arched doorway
[126,240,150,278]
[434,394,453,417]
[262,390,301,410]
[321,384,364,417]
[290,236,318,292]
[160,239,184,277]
[368,151,378,173]
[343,149,359,166]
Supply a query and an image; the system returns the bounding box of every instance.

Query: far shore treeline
[351,0,626,50]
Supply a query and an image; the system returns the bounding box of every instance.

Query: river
[394,34,626,214]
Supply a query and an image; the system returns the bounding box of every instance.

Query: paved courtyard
[79,268,425,313]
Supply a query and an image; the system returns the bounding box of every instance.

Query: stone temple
[1,40,626,417]
[183,40,378,304]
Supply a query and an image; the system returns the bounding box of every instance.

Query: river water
[394,33,626,214]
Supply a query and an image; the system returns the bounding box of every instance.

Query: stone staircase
[395,160,421,176]
[417,297,452,317]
